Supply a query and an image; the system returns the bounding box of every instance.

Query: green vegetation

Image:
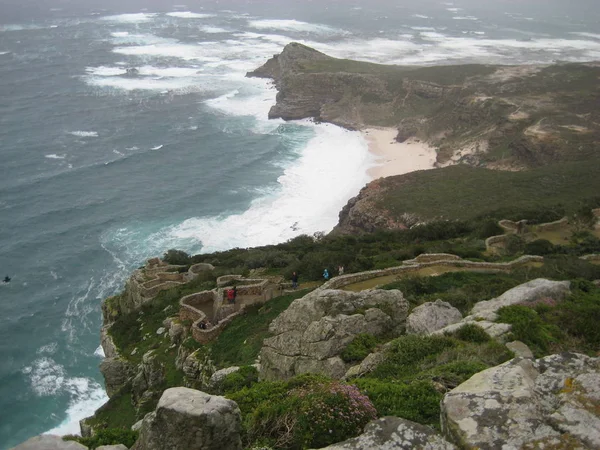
[65,429,138,449]
[341,334,379,363]
[229,375,376,449]
[376,162,600,224]
[382,271,526,313]
[210,289,309,368]
[497,280,600,356]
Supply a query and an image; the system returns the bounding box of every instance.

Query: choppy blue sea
[1,0,598,447]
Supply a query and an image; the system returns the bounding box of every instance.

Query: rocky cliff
[249,43,600,170]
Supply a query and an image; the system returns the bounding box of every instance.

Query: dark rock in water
[125,67,140,77]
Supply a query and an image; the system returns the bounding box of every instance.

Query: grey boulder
[406,300,462,335]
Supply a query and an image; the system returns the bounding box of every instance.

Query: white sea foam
[101,13,158,23]
[412,14,430,19]
[94,346,105,357]
[44,377,108,436]
[164,123,372,251]
[151,144,163,150]
[68,131,98,137]
[111,31,129,37]
[446,7,462,12]
[248,19,342,35]
[571,32,600,40]
[201,26,229,33]
[0,51,10,55]
[166,11,214,19]
[453,16,479,21]
[45,154,66,159]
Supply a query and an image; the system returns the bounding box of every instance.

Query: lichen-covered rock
[318,416,456,449]
[259,289,408,380]
[442,352,600,449]
[470,278,570,318]
[209,366,240,389]
[10,435,88,450]
[432,320,512,341]
[99,357,134,398]
[131,387,242,450]
[182,349,215,389]
[406,300,462,335]
[132,350,165,404]
[96,445,128,450]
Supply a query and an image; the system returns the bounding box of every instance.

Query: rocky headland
[248,43,600,234]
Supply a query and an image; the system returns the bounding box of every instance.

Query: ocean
[0,0,598,447]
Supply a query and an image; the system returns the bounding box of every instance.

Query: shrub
[244,379,376,449]
[371,335,455,380]
[219,366,259,395]
[65,428,138,449]
[341,334,379,363]
[354,379,441,426]
[449,324,491,343]
[524,239,555,256]
[162,249,191,265]
[496,305,558,356]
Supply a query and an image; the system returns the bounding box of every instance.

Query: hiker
[227,288,235,304]
[323,268,329,281]
[291,272,299,289]
[198,321,206,330]
[338,265,344,276]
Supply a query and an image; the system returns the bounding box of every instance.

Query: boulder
[132,350,165,404]
[10,435,88,450]
[442,352,600,449]
[131,387,242,450]
[470,278,570,318]
[318,416,456,449]
[259,289,409,380]
[406,300,462,335]
[96,446,128,450]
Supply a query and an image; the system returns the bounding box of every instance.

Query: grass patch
[210,289,312,368]
[376,161,600,223]
[382,271,525,314]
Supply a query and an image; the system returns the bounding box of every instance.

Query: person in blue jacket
[323,268,329,281]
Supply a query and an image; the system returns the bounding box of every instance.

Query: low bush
[341,334,379,363]
[219,366,259,395]
[162,249,192,265]
[353,379,441,426]
[450,324,491,343]
[65,428,138,449]
[496,305,559,356]
[233,376,376,449]
[524,239,556,256]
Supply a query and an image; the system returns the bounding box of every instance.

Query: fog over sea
[0,0,598,446]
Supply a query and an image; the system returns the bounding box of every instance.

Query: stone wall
[535,216,569,232]
[321,255,542,291]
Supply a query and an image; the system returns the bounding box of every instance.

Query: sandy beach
[364,128,437,179]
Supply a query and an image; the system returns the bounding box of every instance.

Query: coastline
[363,127,437,180]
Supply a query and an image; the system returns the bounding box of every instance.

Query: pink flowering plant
[296,381,377,448]
[245,376,377,449]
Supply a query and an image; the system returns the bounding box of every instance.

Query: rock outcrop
[11,435,88,450]
[259,288,408,380]
[442,353,600,449]
[132,387,242,450]
[318,416,456,449]
[431,278,571,342]
[470,278,571,320]
[406,300,462,335]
